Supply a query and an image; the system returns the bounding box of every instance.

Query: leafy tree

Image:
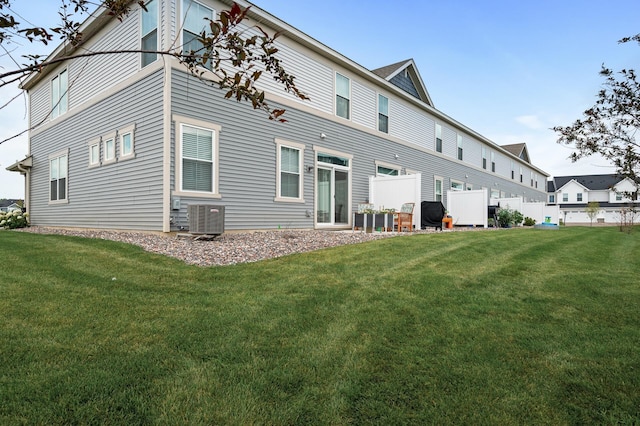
[586,201,600,226]
[0,0,308,145]
[553,34,640,187]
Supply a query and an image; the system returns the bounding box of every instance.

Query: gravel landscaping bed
[17,226,448,267]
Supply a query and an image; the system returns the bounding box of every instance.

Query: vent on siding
[188,205,225,235]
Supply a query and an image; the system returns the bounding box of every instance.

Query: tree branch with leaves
[0,0,308,145]
[553,34,640,184]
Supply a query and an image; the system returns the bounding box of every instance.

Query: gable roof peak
[371,58,433,107]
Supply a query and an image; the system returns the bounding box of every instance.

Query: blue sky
[1,0,639,199]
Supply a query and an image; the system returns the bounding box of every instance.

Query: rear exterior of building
[17,0,549,232]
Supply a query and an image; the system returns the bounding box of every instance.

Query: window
[511,161,515,179]
[335,73,350,119]
[457,134,463,160]
[182,125,213,192]
[174,115,220,196]
[88,139,100,167]
[520,167,523,183]
[377,165,399,176]
[103,132,116,165]
[378,94,388,133]
[435,177,443,202]
[491,152,496,172]
[530,171,534,187]
[577,193,583,202]
[119,124,136,160]
[562,193,568,202]
[451,180,464,191]
[482,147,487,169]
[49,150,68,203]
[141,0,158,67]
[51,69,68,119]
[275,139,304,201]
[435,124,442,153]
[183,0,214,70]
[491,188,500,199]
[616,193,623,201]
[549,194,555,203]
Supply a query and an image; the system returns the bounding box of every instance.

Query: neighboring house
[0,199,23,213]
[547,174,639,224]
[8,0,549,232]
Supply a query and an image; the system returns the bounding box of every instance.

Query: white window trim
[335,72,351,120]
[374,160,400,176]
[172,114,221,199]
[451,179,464,191]
[49,148,69,205]
[87,138,100,168]
[119,123,136,161]
[434,175,443,201]
[274,138,305,203]
[102,131,117,165]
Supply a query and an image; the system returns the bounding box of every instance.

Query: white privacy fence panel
[447,189,488,227]
[496,198,560,224]
[369,174,422,229]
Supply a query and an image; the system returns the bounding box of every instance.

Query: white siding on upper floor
[442,126,456,158]
[390,101,433,150]
[351,80,376,129]
[70,9,139,108]
[29,5,141,128]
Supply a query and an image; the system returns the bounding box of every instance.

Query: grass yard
[1,226,639,424]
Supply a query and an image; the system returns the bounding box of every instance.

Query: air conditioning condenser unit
[188,204,225,235]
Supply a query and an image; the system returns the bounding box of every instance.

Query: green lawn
[1,227,639,424]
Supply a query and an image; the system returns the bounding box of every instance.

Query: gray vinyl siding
[28,71,165,230]
[389,72,420,99]
[170,69,547,231]
[391,101,433,150]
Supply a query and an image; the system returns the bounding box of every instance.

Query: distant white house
[0,199,23,213]
[547,175,639,224]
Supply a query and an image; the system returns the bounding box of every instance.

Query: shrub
[0,210,29,229]
[497,208,524,227]
[523,217,536,226]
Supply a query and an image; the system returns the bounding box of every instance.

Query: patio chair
[395,202,415,232]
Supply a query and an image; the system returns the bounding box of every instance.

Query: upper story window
[549,194,555,203]
[511,161,515,179]
[141,0,158,67]
[51,69,68,119]
[378,94,389,133]
[482,147,487,169]
[562,193,568,202]
[183,0,214,70]
[491,151,496,172]
[457,134,463,160]
[435,124,442,153]
[530,171,534,187]
[335,73,350,119]
[520,166,523,183]
[577,193,583,202]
